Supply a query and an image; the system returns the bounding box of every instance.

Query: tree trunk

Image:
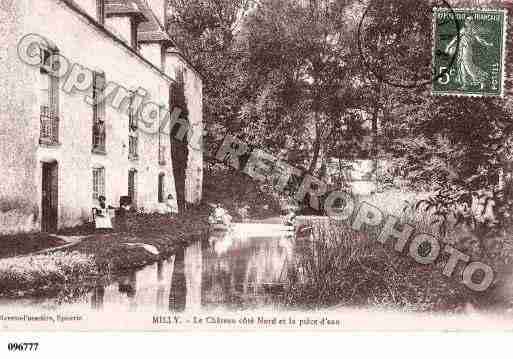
[309,133,322,174]
[371,84,381,192]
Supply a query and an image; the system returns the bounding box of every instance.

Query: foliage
[168,0,253,143]
[0,251,97,298]
[285,220,479,312]
[238,0,367,171]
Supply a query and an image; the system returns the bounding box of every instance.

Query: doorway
[41,161,58,233]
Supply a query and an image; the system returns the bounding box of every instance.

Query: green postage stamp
[432,8,507,97]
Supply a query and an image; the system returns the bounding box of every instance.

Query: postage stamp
[432,8,507,97]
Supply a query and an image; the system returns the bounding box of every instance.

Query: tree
[167,0,254,143]
[169,69,189,211]
[238,0,366,173]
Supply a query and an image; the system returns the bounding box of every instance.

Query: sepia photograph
[1,0,513,335]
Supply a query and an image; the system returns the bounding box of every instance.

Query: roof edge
[60,0,176,84]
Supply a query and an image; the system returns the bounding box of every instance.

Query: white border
[2,333,513,359]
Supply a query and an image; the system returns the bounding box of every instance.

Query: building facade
[0,0,203,234]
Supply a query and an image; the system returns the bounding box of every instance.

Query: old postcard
[1,0,513,334]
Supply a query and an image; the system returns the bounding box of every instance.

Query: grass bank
[286,219,494,312]
[286,185,513,312]
[0,211,208,299]
[0,165,282,299]
[0,234,67,259]
[0,251,97,298]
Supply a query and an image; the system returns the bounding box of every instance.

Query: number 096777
[7,343,39,352]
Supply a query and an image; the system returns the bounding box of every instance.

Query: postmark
[357,0,460,89]
[432,8,507,97]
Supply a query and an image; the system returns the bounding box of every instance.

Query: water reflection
[91,285,105,310]
[169,248,186,312]
[156,260,165,309]
[201,230,294,310]
[83,229,296,311]
[1,227,297,312]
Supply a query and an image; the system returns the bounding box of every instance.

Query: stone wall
[0,0,183,233]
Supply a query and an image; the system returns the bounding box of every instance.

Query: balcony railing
[40,106,59,145]
[159,146,167,165]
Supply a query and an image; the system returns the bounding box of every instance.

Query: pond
[1,224,300,313]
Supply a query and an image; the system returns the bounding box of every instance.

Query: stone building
[0,0,203,234]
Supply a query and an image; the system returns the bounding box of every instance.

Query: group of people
[92,194,178,231]
[94,197,297,232]
[207,203,297,227]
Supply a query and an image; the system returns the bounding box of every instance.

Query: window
[158,174,165,203]
[129,133,138,160]
[129,92,138,130]
[159,145,167,165]
[161,46,166,72]
[97,0,105,25]
[158,106,166,165]
[128,92,138,160]
[92,167,105,201]
[131,19,139,50]
[92,71,106,153]
[39,45,59,145]
[128,169,137,206]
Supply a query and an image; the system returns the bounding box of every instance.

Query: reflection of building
[91,284,105,310]
[0,0,203,234]
[169,247,186,312]
[202,234,293,308]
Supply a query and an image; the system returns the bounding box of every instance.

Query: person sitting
[93,196,114,231]
[284,209,297,227]
[166,194,178,214]
[209,204,232,225]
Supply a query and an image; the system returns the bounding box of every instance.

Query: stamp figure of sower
[445,15,493,90]
[433,9,507,96]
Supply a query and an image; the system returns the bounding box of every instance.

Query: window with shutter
[128,169,137,207]
[129,92,138,130]
[158,106,166,165]
[158,174,165,203]
[128,92,138,160]
[39,45,59,145]
[92,167,105,200]
[92,71,106,153]
[97,0,105,25]
[129,133,138,160]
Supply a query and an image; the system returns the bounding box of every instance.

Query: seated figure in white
[166,194,178,214]
[93,195,114,230]
[209,204,232,225]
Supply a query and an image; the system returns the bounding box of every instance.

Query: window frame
[92,71,107,153]
[128,169,138,207]
[158,173,166,203]
[92,166,106,201]
[39,45,60,145]
[131,18,139,50]
[128,91,139,160]
[158,105,167,165]
[97,0,105,25]
[128,132,139,161]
